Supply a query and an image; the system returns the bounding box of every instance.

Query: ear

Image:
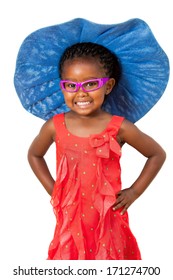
[105,78,116,95]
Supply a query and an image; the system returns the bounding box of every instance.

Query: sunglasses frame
[60,77,110,93]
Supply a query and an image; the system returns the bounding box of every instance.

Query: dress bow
[89,127,121,158]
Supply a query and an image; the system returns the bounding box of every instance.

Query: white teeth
[76,101,90,106]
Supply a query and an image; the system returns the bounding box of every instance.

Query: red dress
[48,113,141,260]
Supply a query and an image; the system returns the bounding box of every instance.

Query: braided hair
[59,42,121,83]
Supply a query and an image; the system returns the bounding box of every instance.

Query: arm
[27,118,56,196]
[113,119,166,214]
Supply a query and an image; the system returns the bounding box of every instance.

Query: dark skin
[28,57,166,215]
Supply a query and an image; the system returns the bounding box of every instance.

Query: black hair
[59,42,121,83]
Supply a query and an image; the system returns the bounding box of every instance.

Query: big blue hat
[14,18,169,122]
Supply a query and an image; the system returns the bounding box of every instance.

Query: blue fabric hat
[14,18,169,122]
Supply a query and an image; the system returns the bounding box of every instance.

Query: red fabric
[48,113,141,260]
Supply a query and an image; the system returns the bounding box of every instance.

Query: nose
[76,87,88,97]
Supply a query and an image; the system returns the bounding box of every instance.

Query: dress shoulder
[53,113,64,128]
[111,115,124,130]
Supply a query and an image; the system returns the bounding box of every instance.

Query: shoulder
[42,113,64,130]
[42,117,54,129]
[39,117,56,140]
[119,118,140,135]
[120,118,135,129]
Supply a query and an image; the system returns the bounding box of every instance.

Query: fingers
[120,205,128,215]
[112,189,133,214]
[112,204,129,215]
[112,197,124,211]
[112,201,129,214]
[113,191,126,209]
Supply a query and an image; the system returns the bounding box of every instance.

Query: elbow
[161,148,166,164]
[27,147,32,165]
[150,147,166,170]
[27,146,44,166]
[27,146,36,166]
[156,148,166,169]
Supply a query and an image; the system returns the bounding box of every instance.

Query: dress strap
[111,115,124,130]
[53,113,65,137]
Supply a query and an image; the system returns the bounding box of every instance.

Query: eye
[64,82,76,90]
[66,82,76,88]
[83,80,99,89]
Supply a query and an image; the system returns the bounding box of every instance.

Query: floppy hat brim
[14,18,169,122]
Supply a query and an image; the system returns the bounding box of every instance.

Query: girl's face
[60,57,115,117]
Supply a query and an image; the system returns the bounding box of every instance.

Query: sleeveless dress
[48,113,141,260]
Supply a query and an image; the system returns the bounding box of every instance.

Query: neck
[66,109,105,120]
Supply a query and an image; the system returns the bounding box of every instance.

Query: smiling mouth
[75,101,92,107]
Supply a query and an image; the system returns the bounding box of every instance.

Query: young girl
[27,42,166,260]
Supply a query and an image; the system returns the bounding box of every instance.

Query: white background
[0,0,172,279]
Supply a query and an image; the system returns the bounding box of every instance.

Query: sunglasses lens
[82,80,100,92]
[62,81,77,92]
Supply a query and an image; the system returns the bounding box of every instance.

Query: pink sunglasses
[60,77,109,93]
